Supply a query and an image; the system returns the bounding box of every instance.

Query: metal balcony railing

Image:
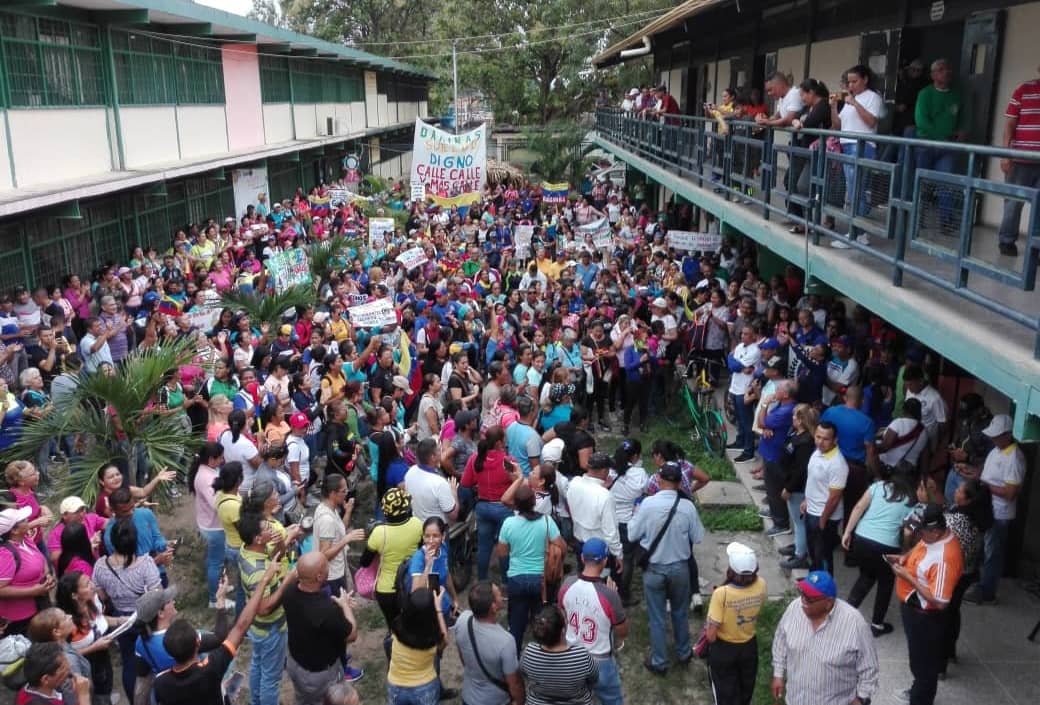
[595,109,1040,357]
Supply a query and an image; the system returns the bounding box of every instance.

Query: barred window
[0,12,106,107]
[112,30,224,105]
[259,55,290,102]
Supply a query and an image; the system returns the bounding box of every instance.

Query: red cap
[289,412,309,429]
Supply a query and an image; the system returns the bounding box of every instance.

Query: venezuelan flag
[542,181,569,204]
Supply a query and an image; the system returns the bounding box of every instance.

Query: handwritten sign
[514,225,534,259]
[396,247,428,270]
[410,181,426,203]
[369,217,395,250]
[347,299,397,328]
[266,249,312,293]
[182,307,222,332]
[328,188,349,204]
[411,118,487,202]
[667,231,723,252]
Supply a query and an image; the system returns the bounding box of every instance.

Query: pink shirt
[193,464,221,530]
[64,555,94,579]
[46,513,108,560]
[0,539,47,621]
[12,489,42,544]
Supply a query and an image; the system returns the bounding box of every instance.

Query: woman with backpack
[0,506,53,635]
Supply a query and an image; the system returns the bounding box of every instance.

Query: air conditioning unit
[326,117,334,135]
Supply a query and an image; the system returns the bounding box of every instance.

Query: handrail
[594,108,1040,358]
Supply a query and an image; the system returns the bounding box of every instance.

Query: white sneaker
[893,687,911,703]
[690,593,704,610]
[856,234,871,245]
[830,238,851,249]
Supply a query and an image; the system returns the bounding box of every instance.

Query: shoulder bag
[637,494,682,570]
[541,515,565,603]
[466,613,508,693]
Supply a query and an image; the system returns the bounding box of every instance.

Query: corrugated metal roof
[592,0,727,67]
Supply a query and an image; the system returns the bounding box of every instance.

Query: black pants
[590,375,610,424]
[805,515,840,574]
[623,377,649,429]
[618,522,643,602]
[707,637,758,705]
[944,572,977,668]
[847,534,901,626]
[763,460,789,529]
[901,602,946,705]
[842,462,870,528]
[375,590,400,631]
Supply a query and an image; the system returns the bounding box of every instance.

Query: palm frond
[219,285,317,331]
[309,235,364,283]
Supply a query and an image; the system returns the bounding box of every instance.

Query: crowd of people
[0,154,1027,705]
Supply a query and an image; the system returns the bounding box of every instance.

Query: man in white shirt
[727,327,761,462]
[822,335,859,407]
[966,415,1025,604]
[903,364,948,451]
[567,453,623,575]
[79,316,115,374]
[755,72,804,129]
[404,438,459,523]
[803,421,848,575]
[286,413,312,505]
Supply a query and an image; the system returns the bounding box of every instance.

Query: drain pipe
[619,36,652,60]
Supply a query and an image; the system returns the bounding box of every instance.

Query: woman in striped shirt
[519,605,598,705]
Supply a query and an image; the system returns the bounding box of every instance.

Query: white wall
[121,106,179,168]
[420,100,428,118]
[293,104,317,138]
[177,106,229,159]
[715,60,731,103]
[263,103,294,144]
[9,108,110,187]
[808,36,859,88]
[378,94,389,127]
[0,117,14,191]
[315,103,337,135]
[981,1,1040,227]
[777,44,807,84]
[364,71,378,128]
[351,102,366,130]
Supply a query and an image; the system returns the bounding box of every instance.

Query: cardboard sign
[369,217,396,250]
[396,246,428,270]
[182,307,222,331]
[667,231,723,252]
[267,249,313,292]
[347,298,397,328]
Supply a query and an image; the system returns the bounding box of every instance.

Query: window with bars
[260,55,290,102]
[111,30,224,105]
[0,12,106,107]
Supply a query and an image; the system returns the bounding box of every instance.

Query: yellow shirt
[387,635,438,687]
[216,492,242,549]
[366,517,423,593]
[328,317,351,344]
[706,578,767,644]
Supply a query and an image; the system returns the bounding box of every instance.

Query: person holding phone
[406,517,458,623]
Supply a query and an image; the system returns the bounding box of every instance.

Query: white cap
[59,496,88,514]
[542,438,566,464]
[982,414,1013,438]
[628,88,640,96]
[726,542,757,574]
[651,297,668,309]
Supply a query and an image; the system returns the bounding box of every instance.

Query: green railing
[595,109,1040,357]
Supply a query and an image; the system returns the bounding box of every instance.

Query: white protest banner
[348,299,397,328]
[250,223,269,235]
[411,118,487,202]
[577,218,612,249]
[267,249,313,292]
[369,217,395,250]
[410,181,426,202]
[231,167,269,220]
[327,188,349,204]
[667,230,723,252]
[396,247,428,270]
[514,225,534,259]
[182,307,222,332]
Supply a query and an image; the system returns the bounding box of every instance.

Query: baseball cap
[549,383,575,404]
[136,586,178,624]
[628,88,639,96]
[759,337,780,351]
[454,409,479,429]
[289,412,310,429]
[391,375,411,391]
[797,570,837,599]
[59,496,88,515]
[726,542,758,575]
[542,438,565,464]
[909,503,947,532]
[117,266,131,276]
[0,507,32,535]
[830,335,850,348]
[651,297,668,308]
[658,461,683,483]
[581,538,610,562]
[279,324,292,336]
[588,452,613,471]
[981,414,1012,438]
[764,355,786,371]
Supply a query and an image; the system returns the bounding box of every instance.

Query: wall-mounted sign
[930,0,945,21]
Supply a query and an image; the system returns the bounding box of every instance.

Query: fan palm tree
[0,335,202,507]
[308,234,366,285]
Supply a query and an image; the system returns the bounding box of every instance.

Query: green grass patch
[753,595,791,704]
[699,505,763,532]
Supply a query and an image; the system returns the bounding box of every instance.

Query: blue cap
[759,337,780,350]
[581,538,610,562]
[797,570,837,598]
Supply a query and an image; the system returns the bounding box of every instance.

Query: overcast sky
[196,0,252,18]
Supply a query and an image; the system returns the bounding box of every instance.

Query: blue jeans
[841,142,876,218]
[475,501,512,580]
[980,518,1010,600]
[915,146,958,228]
[224,544,246,615]
[944,467,966,507]
[114,610,137,699]
[787,492,807,557]
[249,627,287,705]
[593,656,624,705]
[730,393,754,455]
[507,574,544,654]
[199,527,226,603]
[387,679,440,705]
[643,560,692,670]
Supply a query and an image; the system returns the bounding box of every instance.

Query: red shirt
[460,448,515,501]
[1007,79,1040,154]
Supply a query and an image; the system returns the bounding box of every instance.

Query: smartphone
[427,573,441,593]
[169,539,181,554]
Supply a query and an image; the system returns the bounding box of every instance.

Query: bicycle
[674,355,728,457]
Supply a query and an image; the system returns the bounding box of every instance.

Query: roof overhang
[592,0,728,68]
